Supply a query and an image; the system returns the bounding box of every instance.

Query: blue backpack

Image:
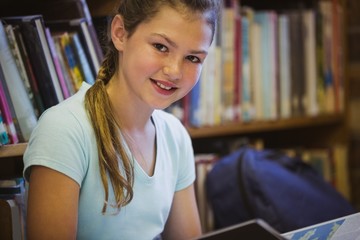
[206,146,356,233]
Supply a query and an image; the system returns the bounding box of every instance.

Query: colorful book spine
[45,28,71,99]
[0,73,19,144]
[0,111,9,145]
[241,15,252,122]
[71,32,95,85]
[59,32,85,91]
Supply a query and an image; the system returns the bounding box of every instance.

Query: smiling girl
[24,0,220,239]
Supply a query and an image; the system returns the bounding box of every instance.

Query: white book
[303,10,318,116]
[250,22,263,120]
[0,22,37,141]
[278,14,292,119]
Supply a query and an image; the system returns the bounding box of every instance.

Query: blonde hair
[84,0,220,214]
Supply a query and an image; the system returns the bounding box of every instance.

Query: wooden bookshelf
[188,113,345,139]
[0,143,26,180]
[0,143,27,159]
[0,0,357,212]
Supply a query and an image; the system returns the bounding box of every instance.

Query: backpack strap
[236,147,256,219]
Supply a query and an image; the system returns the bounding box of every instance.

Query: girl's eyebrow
[151,33,208,55]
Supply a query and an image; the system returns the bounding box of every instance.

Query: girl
[24,0,220,239]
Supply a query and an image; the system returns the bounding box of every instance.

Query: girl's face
[112,5,213,110]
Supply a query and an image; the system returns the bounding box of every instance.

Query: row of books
[195,142,351,233]
[0,15,103,144]
[167,0,344,127]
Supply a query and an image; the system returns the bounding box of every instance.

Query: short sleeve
[23,104,90,186]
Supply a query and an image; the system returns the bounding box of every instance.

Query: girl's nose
[163,58,183,81]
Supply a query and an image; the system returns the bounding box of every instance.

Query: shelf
[0,143,27,159]
[187,113,344,139]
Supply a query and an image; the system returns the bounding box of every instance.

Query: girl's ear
[111,14,126,51]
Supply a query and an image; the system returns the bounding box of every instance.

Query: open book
[283,212,360,240]
[194,219,286,240]
[194,212,360,240]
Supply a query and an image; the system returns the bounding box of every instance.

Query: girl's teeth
[157,82,171,90]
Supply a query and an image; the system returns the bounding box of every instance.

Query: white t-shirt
[23,82,196,240]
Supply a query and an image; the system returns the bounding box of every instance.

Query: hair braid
[84,45,134,214]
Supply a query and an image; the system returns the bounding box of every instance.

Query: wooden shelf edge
[187,113,344,139]
[0,143,27,158]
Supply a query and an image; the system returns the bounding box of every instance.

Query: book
[303,9,318,116]
[0,0,104,65]
[70,32,95,85]
[288,9,306,117]
[45,27,71,99]
[53,35,76,96]
[0,62,19,144]
[283,212,360,240]
[45,18,100,77]
[0,110,10,145]
[331,0,344,113]
[0,178,26,240]
[3,15,63,108]
[0,21,38,141]
[278,14,292,119]
[254,11,278,120]
[241,12,252,122]
[319,0,335,113]
[55,32,84,91]
[249,21,263,120]
[11,24,45,116]
[233,0,242,122]
[194,218,286,240]
[195,154,218,232]
[220,0,236,122]
[4,24,39,116]
[0,199,22,240]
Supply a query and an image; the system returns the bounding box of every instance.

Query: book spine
[71,32,95,85]
[278,14,292,119]
[53,36,76,96]
[34,18,64,103]
[60,33,84,91]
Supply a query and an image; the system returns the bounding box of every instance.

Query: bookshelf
[0,0,102,177]
[0,0,357,237]
[0,144,26,180]
[188,113,344,138]
[86,0,357,211]
[0,0,357,226]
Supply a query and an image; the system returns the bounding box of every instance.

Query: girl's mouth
[151,79,177,95]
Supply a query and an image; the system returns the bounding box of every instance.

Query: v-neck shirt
[23,82,196,240]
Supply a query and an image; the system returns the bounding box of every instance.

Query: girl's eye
[186,55,201,63]
[153,43,168,52]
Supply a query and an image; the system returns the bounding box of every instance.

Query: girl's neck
[106,77,153,132]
